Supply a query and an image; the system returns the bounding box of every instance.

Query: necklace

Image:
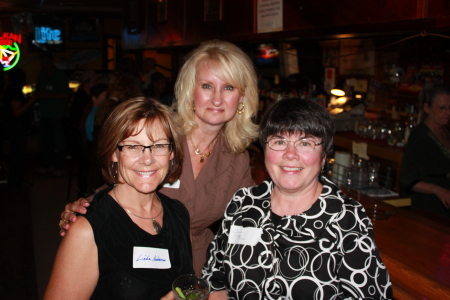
[112,188,163,234]
[189,133,220,163]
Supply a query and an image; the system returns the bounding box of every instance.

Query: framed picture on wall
[204,0,222,21]
[69,17,99,42]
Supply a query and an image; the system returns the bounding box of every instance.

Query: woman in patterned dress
[203,98,392,299]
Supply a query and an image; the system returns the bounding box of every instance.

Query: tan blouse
[160,135,255,275]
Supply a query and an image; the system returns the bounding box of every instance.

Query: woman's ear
[424,102,431,114]
[111,151,119,163]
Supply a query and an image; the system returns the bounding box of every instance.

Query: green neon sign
[0,32,22,71]
[1,42,21,71]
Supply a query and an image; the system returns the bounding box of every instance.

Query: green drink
[173,274,209,300]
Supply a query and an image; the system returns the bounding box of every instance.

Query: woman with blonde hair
[60,40,260,275]
[174,39,259,153]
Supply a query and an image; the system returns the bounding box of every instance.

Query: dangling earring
[112,162,118,182]
[320,165,325,176]
[171,159,174,166]
[237,102,245,114]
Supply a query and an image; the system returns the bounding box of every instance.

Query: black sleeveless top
[85,187,194,299]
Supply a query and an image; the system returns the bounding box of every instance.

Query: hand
[160,291,174,300]
[59,195,94,237]
[209,290,228,299]
[436,187,450,209]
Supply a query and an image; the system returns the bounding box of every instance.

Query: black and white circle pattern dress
[202,177,392,299]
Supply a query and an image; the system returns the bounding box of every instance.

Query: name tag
[163,179,180,189]
[133,247,171,269]
[229,225,262,246]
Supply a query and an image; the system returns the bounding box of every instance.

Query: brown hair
[97,97,182,185]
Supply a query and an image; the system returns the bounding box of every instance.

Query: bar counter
[334,131,404,193]
[342,187,450,299]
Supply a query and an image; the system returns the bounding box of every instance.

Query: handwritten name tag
[163,179,180,189]
[229,225,262,246]
[133,247,171,269]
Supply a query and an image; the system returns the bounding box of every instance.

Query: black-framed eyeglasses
[266,138,323,152]
[117,144,173,157]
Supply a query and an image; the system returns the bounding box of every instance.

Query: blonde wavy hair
[173,40,259,153]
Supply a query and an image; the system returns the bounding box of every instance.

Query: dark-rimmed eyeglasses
[117,144,173,157]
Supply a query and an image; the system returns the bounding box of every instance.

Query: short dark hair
[259,97,335,158]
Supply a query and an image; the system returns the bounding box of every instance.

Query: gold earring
[237,102,245,114]
[189,105,195,111]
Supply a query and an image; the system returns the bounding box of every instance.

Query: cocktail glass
[172,274,210,300]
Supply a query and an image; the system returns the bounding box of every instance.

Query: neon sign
[35,27,62,44]
[0,32,22,71]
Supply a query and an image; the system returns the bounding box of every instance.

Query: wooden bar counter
[342,187,450,299]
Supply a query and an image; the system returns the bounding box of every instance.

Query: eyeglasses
[266,138,323,152]
[117,144,173,157]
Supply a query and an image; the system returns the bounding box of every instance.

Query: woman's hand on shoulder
[59,195,94,237]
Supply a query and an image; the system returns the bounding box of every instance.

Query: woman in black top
[44,98,193,299]
[400,83,450,217]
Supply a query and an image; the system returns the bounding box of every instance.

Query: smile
[135,171,155,177]
[281,167,303,171]
[208,108,224,113]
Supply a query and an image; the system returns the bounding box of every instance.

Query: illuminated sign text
[35,27,62,44]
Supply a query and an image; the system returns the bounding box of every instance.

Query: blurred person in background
[73,83,108,197]
[34,51,71,177]
[141,57,157,95]
[148,71,173,107]
[3,68,36,191]
[68,70,99,139]
[401,82,450,218]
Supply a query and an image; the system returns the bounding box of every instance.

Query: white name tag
[133,247,171,269]
[228,225,262,246]
[163,179,180,189]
